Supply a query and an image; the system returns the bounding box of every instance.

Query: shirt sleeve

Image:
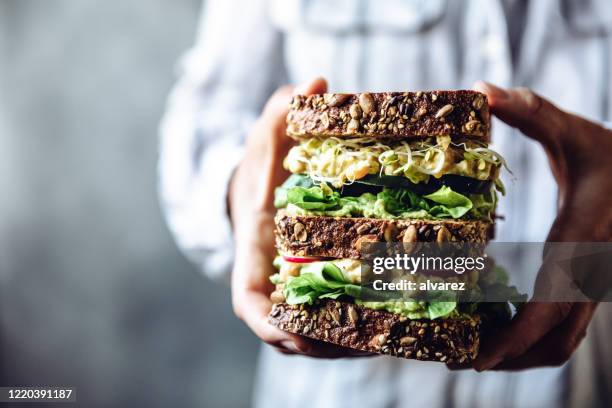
[158,0,286,281]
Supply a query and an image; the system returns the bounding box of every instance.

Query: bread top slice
[287,90,490,141]
[275,210,494,259]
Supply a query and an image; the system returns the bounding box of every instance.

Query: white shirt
[159,1,612,406]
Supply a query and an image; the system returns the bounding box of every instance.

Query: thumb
[473,82,570,150]
[263,77,328,119]
[294,77,328,96]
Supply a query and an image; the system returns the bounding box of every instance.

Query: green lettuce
[282,262,362,305]
[286,187,341,211]
[468,192,497,221]
[478,265,527,310]
[424,186,473,218]
[276,183,481,220]
[278,259,461,319]
[273,258,526,321]
[428,301,458,320]
[274,174,317,208]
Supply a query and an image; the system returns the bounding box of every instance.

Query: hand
[228,77,371,358]
[472,82,612,370]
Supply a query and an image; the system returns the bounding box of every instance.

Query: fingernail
[280,340,300,353]
[477,81,509,100]
[475,356,504,372]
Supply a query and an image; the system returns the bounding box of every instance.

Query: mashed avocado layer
[275,174,498,221]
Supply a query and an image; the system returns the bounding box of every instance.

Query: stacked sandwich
[268,91,518,364]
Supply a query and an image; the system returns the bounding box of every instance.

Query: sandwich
[268,91,522,364]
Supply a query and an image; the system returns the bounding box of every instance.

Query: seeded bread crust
[269,299,480,364]
[287,90,490,141]
[275,210,494,259]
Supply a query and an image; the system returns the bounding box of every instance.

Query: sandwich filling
[277,136,507,221]
[270,256,526,321]
[284,136,503,186]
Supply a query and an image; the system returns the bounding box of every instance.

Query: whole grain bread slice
[269,299,480,364]
[287,90,490,141]
[275,210,494,259]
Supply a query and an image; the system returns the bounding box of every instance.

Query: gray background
[0,1,260,407]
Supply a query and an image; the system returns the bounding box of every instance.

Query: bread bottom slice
[269,299,480,364]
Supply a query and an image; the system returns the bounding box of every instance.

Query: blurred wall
[0,1,259,407]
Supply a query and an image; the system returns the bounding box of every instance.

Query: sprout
[285,136,509,187]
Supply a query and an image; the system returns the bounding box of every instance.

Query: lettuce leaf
[286,187,341,210]
[428,302,458,319]
[283,262,361,305]
[280,259,460,318]
[424,186,473,218]
[468,192,497,221]
[274,174,317,208]
[494,264,509,285]
[278,183,481,220]
[274,258,528,320]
